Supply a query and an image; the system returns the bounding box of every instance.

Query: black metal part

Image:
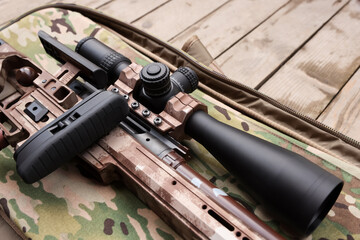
[140,63,171,97]
[120,111,186,158]
[170,67,198,93]
[68,80,97,99]
[24,100,49,122]
[38,30,108,89]
[185,111,343,237]
[136,65,199,114]
[75,36,131,85]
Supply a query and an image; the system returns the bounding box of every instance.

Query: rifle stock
[0,32,281,239]
[0,30,343,239]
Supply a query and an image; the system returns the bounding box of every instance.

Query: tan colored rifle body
[0,42,283,240]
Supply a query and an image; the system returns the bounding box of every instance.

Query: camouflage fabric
[0,8,359,240]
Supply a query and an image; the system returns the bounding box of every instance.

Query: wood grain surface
[98,0,169,23]
[259,0,360,119]
[131,0,228,41]
[0,0,53,26]
[170,0,289,57]
[318,68,360,141]
[56,0,111,8]
[216,0,349,88]
[0,0,111,26]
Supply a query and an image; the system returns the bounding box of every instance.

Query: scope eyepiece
[171,66,198,93]
[75,37,131,86]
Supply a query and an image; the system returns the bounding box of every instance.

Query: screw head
[123,94,129,100]
[111,88,119,93]
[42,79,47,83]
[131,101,139,109]
[142,109,150,117]
[154,117,162,125]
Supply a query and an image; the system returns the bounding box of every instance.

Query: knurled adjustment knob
[174,67,198,92]
[140,63,171,97]
[75,36,131,84]
[171,67,199,93]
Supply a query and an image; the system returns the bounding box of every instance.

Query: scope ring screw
[42,79,47,83]
[111,88,119,93]
[154,117,162,125]
[123,94,129,100]
[142,109,151,117]
[131,101,139,109]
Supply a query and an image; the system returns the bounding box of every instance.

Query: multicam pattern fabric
[0,8,358,240]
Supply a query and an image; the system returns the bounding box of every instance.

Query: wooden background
[1,0,359,143]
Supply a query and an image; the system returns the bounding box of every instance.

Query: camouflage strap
[0,209,24,240]
[0,8,358,240]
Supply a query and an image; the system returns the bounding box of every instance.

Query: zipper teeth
[163,45,360,148]
[211,68,360,147]
[197,59,360,147]
[4,3,359,149]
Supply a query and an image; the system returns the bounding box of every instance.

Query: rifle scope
[75,37,343,237]
[76,37,198,113]
[185,111,343,236]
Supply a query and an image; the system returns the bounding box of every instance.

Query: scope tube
[76,37,131,86]
[185,111,343,237]
[75,36,343,236]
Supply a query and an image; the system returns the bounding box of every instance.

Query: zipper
[2,3,359,150]
[130,32,360,149]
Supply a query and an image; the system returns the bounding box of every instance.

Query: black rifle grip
[14,90,129,183]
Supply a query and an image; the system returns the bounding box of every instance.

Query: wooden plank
[0,0,112,27]
[170,0,288,58]
[97,0,169,23]
[259,0,360,119]
[0,0,54,25]
[216,0,349,87]
[317,68,360,142]
[131,0,228,41]
[56,0,112,9]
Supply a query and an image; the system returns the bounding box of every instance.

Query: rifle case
[0,4,359,240]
